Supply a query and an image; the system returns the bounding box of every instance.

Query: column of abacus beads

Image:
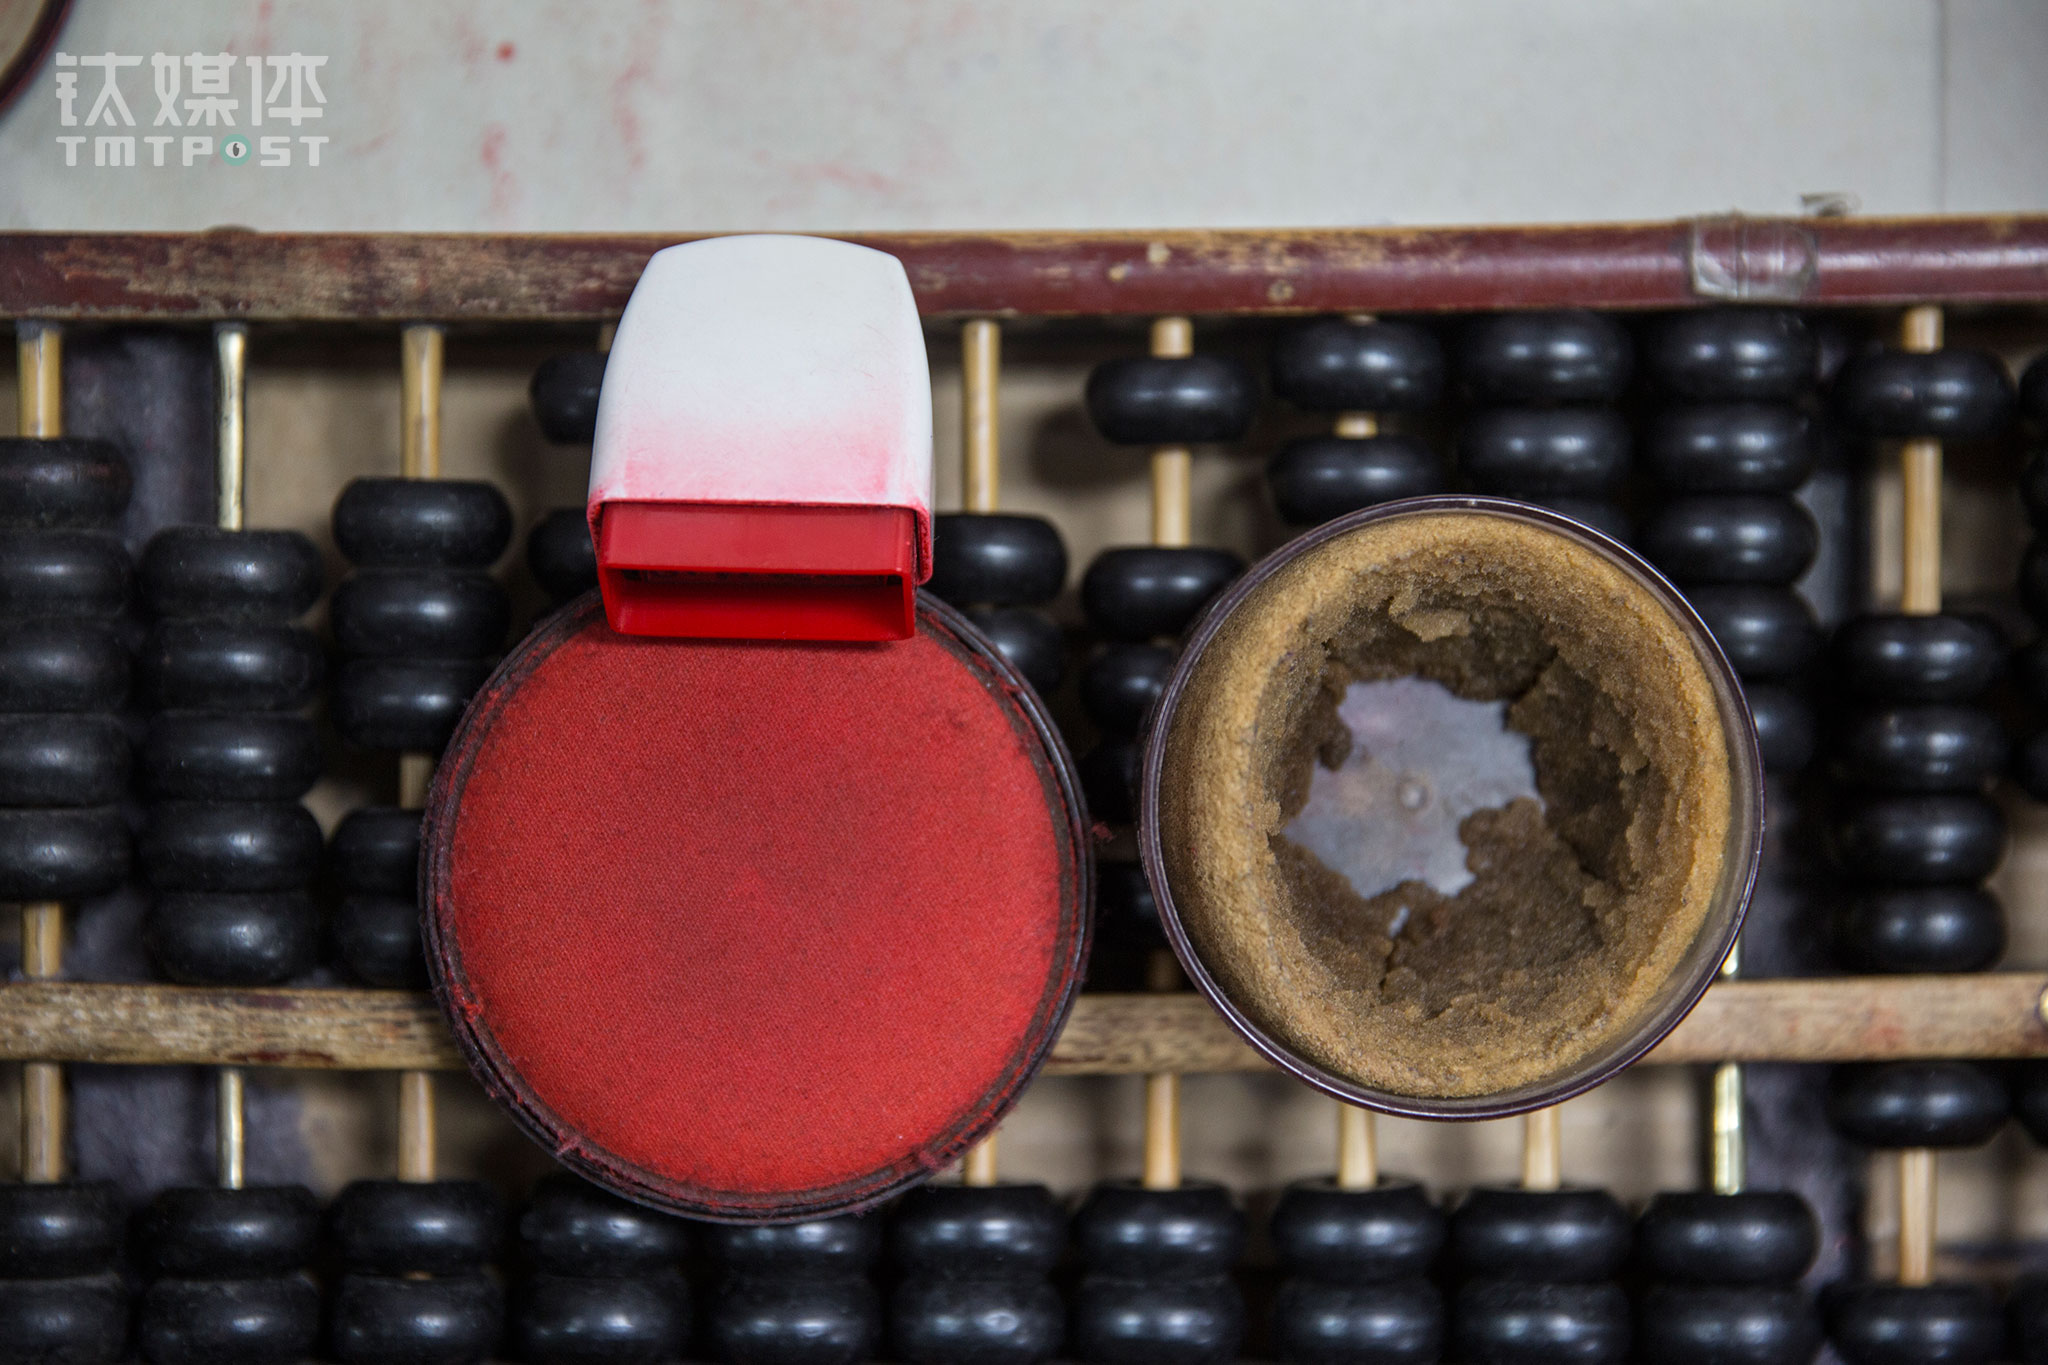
[325,326,509,1365]
[0,321,131,1365]
[133,324,323,1365]
[2011,351,2048,1360]
[1071,317,1253,1365]
[1823,305,2015,1365]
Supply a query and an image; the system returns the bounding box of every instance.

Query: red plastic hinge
[594,503,919,641]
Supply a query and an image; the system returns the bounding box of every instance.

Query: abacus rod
[1141,945,1184,1190]
[393,323,443,1182]
[962,1133,998,1187]
[1898,304,1944,616]
[1522,1106,1562,1191]
[962,319,1001,514]
[1148,316,1193,548]
[1336,1103,1377,1190]
[16,321,64,1184]
[1710,933,1744,1195]
[216,1067,245,1190]
[1898,1147,1935,1286]
[214,323,248,531]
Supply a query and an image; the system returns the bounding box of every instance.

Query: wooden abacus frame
[6,212,2048,1085]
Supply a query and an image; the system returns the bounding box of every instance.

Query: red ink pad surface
[423,594,1089,1222]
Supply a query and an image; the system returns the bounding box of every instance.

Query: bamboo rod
[1522,1106,1562,1191]
[1142,1073,1181,1190]
[1336,1103,1377,1190]
[1710,931,1744,1195]
[1148,316,1194,548]
[962,1136,998,1187]
[399,325,444,480]
[397,1070,435,1183]
[15,322,61,438]
[214,324,248,532]
[962,320,1001,514]
[1898,305,1944,616]
[1897,1147,1935,1286]
[216,1068,245,1190]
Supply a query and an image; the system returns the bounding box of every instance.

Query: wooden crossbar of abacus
[0,975,2043,1074]
[4,215,2048,320]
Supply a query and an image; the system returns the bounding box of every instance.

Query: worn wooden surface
[4,216,2048,322]
[1,975,2043,1073]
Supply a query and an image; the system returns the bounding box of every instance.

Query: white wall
[2,0,2044,233]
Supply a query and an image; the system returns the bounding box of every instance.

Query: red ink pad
[422,593,1089,1222]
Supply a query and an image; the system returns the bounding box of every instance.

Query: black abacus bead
[1450,1187,1629,1283]
[1270,320,1445,412]
[331,806,423,896]
[143,621,323,712]
[139,800,323,892]
[1828,793,2004,884]
[1270,1178,1445,1283]
[514,1271,689,1365]
[334,479,515,570]
[891,1183,1064,1277]
[963,607,1065,696]
[0,531,130,618]
[1268,435,1442,526]
[1451,1278,1629,1365]
[137,1273,318,1365]
[2008,1275,2048,1365]
[0,806,129,901]
[890,1276,1063,1365]
[1460,312,1633,405]
[330,1180,504,1276]
[1836,886,2005,974]
[2023,454,2048,528]
[1835,349,2015,441]
[1747,684,1817,773]
[1079,738,1138,826]
[1081,643,1175,737]
[1635,1284,1820,1365]
[330,1271,503,1365]
[1826,1061,2008,1148]
[0,715,126,806]
[333,657,495,753]
[0,1183,122,1278]
[1641,496,1818,586]
[1081,547,1243,642]
[0,1273,127,1365]
[136,1185,318,1277]
[1634,1191,1818,1286]
[1646,310,1816,402]
[141,713,318,802]
[706,1217,880,1277]
[2010,1062,2048,1145]
[1824,1280,2003,1365]
[1071,1274,1242,1365]
[1273,1276,1441,1365]
[530,353,608,445]
[332,570,511,659]
[1838,706,2005,793]
[1839,614,2003,703]
[1073,1181,1244,1278]
[1085,356,1258,445]
[1456,409,1630,495]
[139,528,322,622]
[0,438,131,528]
[519,1173,689,1276]
[1645,405,1815,493]
[144,891,319,986]
[526,510,598,605]
[332,895,426,988]
[709,1275,878,1365]
[930,515,1068,608]
[0,621,128,712]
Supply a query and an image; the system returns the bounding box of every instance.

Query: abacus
[5,215,2048,1365]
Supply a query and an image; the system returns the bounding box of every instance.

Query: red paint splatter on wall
[497,42,516,62]
[479,124,517,219]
